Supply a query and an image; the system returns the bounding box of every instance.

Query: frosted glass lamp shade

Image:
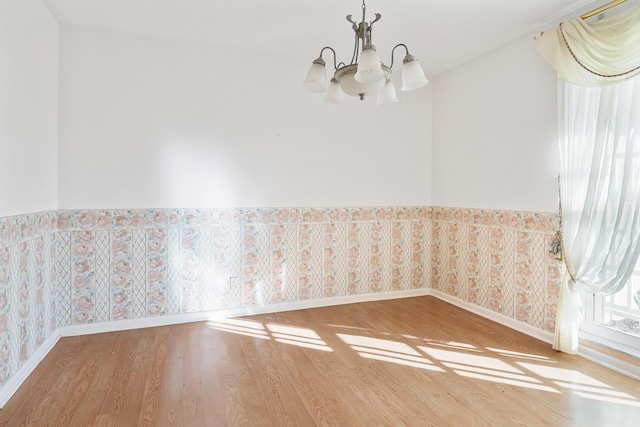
[334,64,389,99]
[354,45,385,83]
[401,55,429,91]
[303,58,328,92]
[376,80,399,105]
[324,78,344,104]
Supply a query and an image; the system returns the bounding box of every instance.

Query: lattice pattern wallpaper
[55,207,433,326]
[429,207,561,333]
[0,212,57,388]
[0,205,562,395]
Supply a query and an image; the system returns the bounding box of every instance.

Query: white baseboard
[0,289,429,408]
[0,330,61,409]
[429,289,555,345]
[578,344,640,382]
[4,288,638,409]
[59,288,431,337]
[421,291,640,381]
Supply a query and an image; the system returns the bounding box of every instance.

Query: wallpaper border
[55,206,559,231]
[0,211,57,249]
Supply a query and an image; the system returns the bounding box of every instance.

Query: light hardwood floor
[1,296,639,426]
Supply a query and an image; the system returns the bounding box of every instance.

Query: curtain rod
[581,0,628,19]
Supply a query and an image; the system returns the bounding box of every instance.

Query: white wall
[58,26,432,210]
[432,34,559,213]
[0,0,58,217]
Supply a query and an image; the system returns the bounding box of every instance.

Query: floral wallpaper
[0,205,562,398]
[0,212,57,390]
[55,207,433,327]
[429,207,562,333]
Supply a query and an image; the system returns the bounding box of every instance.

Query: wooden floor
[1,297,640,426]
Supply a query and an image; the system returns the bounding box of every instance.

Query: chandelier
[303,0,429,104]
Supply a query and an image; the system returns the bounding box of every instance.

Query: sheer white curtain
[555,75,640,353]
[535,2,640,354]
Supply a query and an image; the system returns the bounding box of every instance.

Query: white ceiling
[43,0,605,76]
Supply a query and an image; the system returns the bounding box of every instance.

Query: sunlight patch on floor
[207,319,332,351]
[442,362,543,384]
[325,324,373,332]
[359,352,445,371]
[204,317,639,406]
[338,334,422,356]
[207,319,269,339]
[574,392,640,407]
[425,341,482,352]
[454,370,560,393]
[517,363,612,387]
[554,381,640,407]
[351,345,437,365]
[273,337,333,352]
[555,381,635,397]
[418,346,560,392]
[420,346,523,373]
[267,324,322,339]
[337,333,443,371]
[402,334,419,339]
[486,347,553,362]
[267,324,333,352]
[517,361,640,406]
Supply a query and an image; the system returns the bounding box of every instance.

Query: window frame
[580,288,640,356]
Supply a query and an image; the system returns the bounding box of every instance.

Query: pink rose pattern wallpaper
[0,206,561,395]
[55,207,433,327]
[0,212,57,389]
[429,207,561,333]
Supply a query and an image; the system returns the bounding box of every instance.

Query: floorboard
[1,296,639,426]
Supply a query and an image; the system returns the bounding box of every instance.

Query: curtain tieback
[560,240,578,284]
[556,175,578,285]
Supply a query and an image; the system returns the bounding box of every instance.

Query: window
[582,259,640,355]
[579,81,640,356]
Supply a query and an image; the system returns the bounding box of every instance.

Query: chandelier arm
[367,13,382,46]
[389,43,409,69]
[319,46,339,71]
[350,31,360,65]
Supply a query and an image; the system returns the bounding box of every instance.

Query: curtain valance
[535,2,640,86]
